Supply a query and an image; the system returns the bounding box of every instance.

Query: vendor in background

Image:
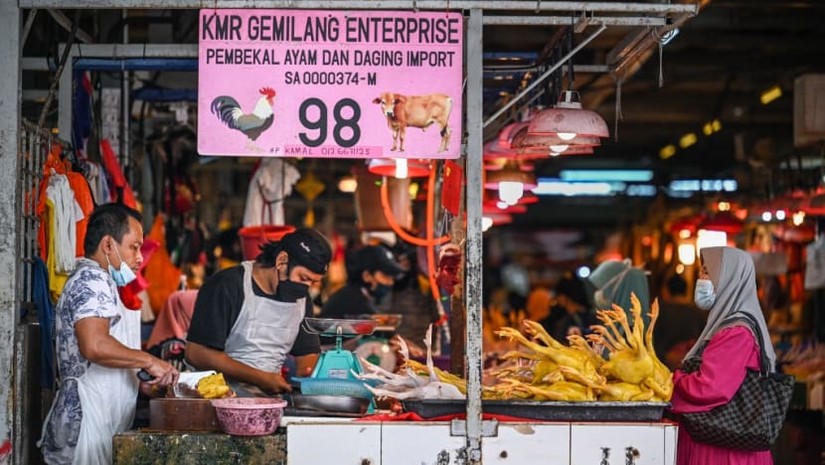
[539,275,594,342]
[587,258,651,324]
[40,204,179,465]
[389,242,440,349]
[185,228,332,394]
[320,244,405,319]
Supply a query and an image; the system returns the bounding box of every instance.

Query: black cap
[354,245,405,279]
[278,228,332,274]
[555,276,589,308]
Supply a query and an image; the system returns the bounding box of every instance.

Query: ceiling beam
[47,9,95,43]
[19,0,698,14]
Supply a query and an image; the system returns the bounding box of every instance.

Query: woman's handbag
[679,313,795,451]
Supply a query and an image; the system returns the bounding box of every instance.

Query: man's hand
[260,372,292,394]
[143,357,179,387]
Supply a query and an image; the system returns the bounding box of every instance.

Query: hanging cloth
[37,148,95,260]
[80,161,110,205]
[33,257,56,389]
[242,158,301,226]
[46,172,84,273]
[100,139,137,209]
[66,174,95,257]
[44,198,70,301]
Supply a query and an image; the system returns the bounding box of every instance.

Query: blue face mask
[107,243,137,287]
[694,278,716,310]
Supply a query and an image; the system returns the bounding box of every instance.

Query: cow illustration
[372,92,452,153]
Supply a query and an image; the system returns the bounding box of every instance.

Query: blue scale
[300,318,379,414]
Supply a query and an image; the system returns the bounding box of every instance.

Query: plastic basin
[210,398,287,436]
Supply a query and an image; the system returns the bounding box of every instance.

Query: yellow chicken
[496,320,605,386]
[587,294,673,401]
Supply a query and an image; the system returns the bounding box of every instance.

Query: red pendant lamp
[527,90,609,139]
[367,158,431,179]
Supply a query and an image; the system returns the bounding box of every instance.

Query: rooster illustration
[210,87,276,149]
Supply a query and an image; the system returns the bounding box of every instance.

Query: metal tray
[303,318,377,336]
[288,394,370,415]
[402,400,670,422]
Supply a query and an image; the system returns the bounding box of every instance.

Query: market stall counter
[113,429,287,465]
[114,415,678,465]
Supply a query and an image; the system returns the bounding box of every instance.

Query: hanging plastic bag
[144,215,183,316]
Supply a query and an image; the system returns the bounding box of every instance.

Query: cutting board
[149,398,221,432]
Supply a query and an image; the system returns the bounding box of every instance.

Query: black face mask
[368,283,392,301]
[274,263,309,302]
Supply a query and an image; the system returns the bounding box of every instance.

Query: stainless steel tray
[288,394,370,415]
[402,400,670,421]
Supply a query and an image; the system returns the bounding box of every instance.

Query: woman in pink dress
[670,246,775,465]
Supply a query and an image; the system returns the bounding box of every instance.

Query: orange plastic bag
[144,215,182,316]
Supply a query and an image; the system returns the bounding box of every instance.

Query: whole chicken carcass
[498,377,595,402]
[558,366,655,402]
[589,294,655,385]
[496,320,604,385]
[587,294,673,401]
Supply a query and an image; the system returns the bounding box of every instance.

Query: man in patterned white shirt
[39,203,178,465]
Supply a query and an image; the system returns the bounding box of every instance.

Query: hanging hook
[535,0,541,14]
[413,0,419,13]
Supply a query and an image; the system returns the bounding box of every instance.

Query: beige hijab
[683,246,776,371]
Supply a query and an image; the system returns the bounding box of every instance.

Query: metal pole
[20,9,39,51]
[122,10,131,183]
[464,8,484,465]
[36,10,79,132]
[0,2,21,464]
[482,23,607,129]
[57,46,73,141]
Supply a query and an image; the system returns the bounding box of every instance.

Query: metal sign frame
[1,3,697,464]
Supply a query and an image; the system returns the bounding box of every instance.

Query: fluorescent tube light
[560,170,653,182]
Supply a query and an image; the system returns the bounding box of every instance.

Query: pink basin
[210,398,287,436]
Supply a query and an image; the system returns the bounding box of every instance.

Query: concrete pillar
[0,1,21,464]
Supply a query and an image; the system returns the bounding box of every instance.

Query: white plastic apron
[224,261,305,373]
[72,300,140,465]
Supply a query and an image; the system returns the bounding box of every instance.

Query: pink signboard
[198,9,463,159]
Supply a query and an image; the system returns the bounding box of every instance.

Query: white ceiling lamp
[484,160,537,205]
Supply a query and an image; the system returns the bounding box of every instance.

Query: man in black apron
[186,228,332,394]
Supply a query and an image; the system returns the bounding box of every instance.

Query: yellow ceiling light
[660,144,677,160]
[702,122,714,136]
[703,119,723,136]
[679,132,698,149]
[760,85,782,105]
